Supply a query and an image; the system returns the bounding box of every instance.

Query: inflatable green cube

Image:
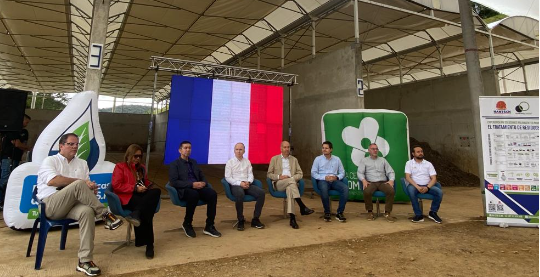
[322,109,410,201]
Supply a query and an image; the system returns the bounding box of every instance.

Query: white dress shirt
[225,156,254,186]
[37,153,90,200]
[281,155,291,177]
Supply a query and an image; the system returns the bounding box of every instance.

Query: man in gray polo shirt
[357,143,395,222]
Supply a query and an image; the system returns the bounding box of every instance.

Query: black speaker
[0,88,29,132]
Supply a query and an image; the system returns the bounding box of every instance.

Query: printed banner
[480,96,539,227]
[321,109,410,201]
[3,91,114,230]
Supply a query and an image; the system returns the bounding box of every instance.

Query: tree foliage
[26,93,68,110]
[472,3,506,23]
[99,104,151,114]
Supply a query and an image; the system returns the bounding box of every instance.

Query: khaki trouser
[363,181,395,213]
[42,180,107,262]
[275,177,300,214]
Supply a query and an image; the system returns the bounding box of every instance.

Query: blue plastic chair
[221,178,263,202]
[221,178,263,226]
[165,182,210,232]
[311,177,348,214]
[266,178,305,218]
[26,187,76,270]
[401,177,442,214]
[359,180,396,217]
[104,184,161,253]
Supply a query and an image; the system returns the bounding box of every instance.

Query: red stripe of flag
[248,83,283,163]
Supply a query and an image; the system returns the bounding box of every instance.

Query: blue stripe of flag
[165,76,213,164]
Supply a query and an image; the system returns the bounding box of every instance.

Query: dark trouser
[180,186,217,227]
[230,185,265,221]
[0,158,19,205]
[363,181,395,213]
[317,180,349,214]
[122,188,161,246]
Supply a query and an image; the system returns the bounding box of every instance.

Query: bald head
[281,141,290,157]
[234,142,245,159]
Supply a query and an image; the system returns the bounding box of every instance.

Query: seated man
[311,141,348,222]
[405,145,443,224]
[225,143,265,231]
[267,141,314,229]
[36,133,122,276]
[357,143,395,222]
[169,141,221,238]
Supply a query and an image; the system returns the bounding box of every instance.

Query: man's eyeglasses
[64,142,79,147]
[133,154,143,159]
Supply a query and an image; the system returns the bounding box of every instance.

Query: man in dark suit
[169,141,221,238]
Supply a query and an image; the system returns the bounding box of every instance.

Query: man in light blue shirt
[311,141,348,222]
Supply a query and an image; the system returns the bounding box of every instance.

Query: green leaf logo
[73,121,90,161]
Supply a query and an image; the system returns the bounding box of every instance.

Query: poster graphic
[480,97,539,227]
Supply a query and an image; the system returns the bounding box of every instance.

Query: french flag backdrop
[164,75,283,165]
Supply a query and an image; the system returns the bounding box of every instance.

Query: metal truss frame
[149,56,298,86]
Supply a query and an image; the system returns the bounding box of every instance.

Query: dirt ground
[115,221,538,277]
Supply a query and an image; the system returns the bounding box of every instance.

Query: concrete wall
[284,44,363,173]
[364,69,500,176]
[24,109,151,151]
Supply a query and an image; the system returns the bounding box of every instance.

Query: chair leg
[375,198,380,218]
[35,222,51,270]
[104,222,134,253]
[282,199,287,218]
[26,218,40,258]
[60,224,69,250]
[270,199,290,222]
[419,199,424,214]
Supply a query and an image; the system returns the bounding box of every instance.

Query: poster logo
[494,101,511,114]
[515,101,530,113]
[342,117,390,167]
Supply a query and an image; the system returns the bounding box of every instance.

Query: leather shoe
[290,218,299,229]
[300,207,314,216]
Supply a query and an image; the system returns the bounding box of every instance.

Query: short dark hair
[179,140,191,149]
[59,133,78,145]
[24,114,31,120]
[411,145,423,153]
[322,141,333,149]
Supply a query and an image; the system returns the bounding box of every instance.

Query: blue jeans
[317,179,349,214]
[407,183,443,216]
[0,158,19,205]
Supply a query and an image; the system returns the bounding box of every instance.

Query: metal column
[145,69,158,169]
[257,48,261,70]
[311,21,316,58]
[31,91,37,109]
[458,0,486,214]
[281,37,285,70]
[83,0,111,94]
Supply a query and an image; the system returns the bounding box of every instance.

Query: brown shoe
[367,212,375,221]
[384,212,395,223]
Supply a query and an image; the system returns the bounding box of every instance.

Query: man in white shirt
[225,143,265,231]
[36,133,122,276]
[404,145,443,224]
